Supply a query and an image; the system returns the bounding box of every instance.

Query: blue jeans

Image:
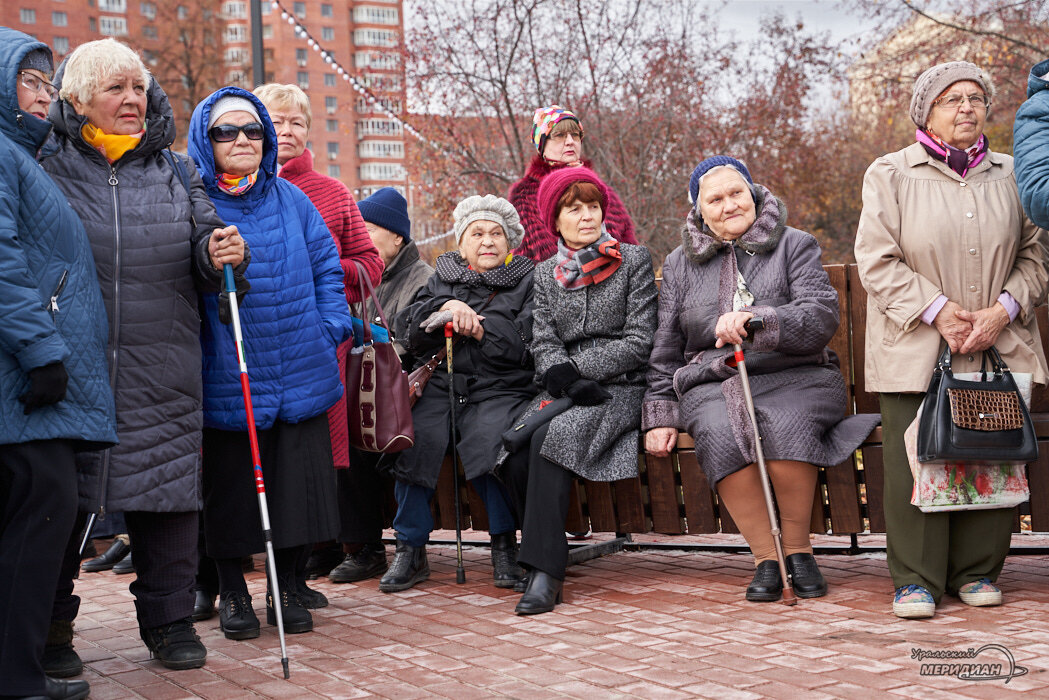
[393,474,515,547]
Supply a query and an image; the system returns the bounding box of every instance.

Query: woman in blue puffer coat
[1014,59,1049,229]
[187,87,353,641]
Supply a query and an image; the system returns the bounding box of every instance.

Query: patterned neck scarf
[434,250,534,289]
[217,171,258,196]
[81,122,144,163]
[553,227,622,289]
[916,129,987,178]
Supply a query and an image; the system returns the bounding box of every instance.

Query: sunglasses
[208,122,265,142]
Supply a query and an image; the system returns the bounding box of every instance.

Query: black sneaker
[378,541,429,593]
[329,544,388,583]
[219,591,260,640]
[141,618,207,670]
[42,619,83,678]
[303,544,343,580]
[266,577,313,633]
[297,579,329,609]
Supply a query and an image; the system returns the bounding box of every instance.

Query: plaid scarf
[553,228,622,289]
[916,129,987,178]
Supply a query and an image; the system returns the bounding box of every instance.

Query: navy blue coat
[1014,59,1049,229]
[0,28,116,449]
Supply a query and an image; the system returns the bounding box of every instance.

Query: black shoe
[490,532,525,589]
[140,618,206,670]
[786,553,828,598]
[303,544,343,580]
[81,538,130,572]
[21,676,90,700]
[111,551,134,575]
[193,589,217,621]
[378,541,429,593]
[746,560,783,602]
[297,580,328,609]
[514,570,563,615]
[219,591,260,640]
[328,544,388,583]
[42,619,82,678]
[266,576,313,634]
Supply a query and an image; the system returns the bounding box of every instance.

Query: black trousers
[502,423,573,580]
[0,440,78,696]
[337,447,390,545]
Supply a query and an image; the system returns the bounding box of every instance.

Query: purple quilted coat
[642,186,879,487]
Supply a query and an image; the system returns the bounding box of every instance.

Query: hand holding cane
[223,264,292,677]
[733,318,797,606]
[445,321,466,584]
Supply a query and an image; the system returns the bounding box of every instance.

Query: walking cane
[223,264,292,677]
[445,321,466,584]
[733,318,797,606]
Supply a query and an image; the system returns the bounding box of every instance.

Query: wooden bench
[420,263,1049,556]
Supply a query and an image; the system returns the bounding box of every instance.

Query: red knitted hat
[536,166,609,237]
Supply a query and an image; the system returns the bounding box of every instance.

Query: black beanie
[357,187,411,242]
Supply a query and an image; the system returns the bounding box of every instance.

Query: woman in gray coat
[502,166,658,615]
[643,156,878,603]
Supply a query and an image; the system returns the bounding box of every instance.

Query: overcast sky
[714,0,872,49]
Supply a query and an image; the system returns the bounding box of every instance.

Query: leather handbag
[916,346,1037,465]
[501,398,573,453]
[346,263,414,453]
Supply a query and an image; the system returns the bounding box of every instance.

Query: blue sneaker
[893,584,935,619]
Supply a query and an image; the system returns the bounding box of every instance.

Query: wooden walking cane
[733,318,797,606]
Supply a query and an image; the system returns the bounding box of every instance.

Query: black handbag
[500,397,573,453]
[916,346,1038,465]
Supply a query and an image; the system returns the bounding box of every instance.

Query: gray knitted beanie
[19,48,54,77]
[452,194,525,249]
[910,61,994,128]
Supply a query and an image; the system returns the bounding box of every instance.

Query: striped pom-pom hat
[531,104,583,154]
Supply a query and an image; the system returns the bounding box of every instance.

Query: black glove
[19,361,69,414]
[217,278,251,325]
[565,379,612,406]
[544,362,580,397]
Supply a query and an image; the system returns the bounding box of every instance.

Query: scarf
[916,129,987,178]
[434,250,534,289]
[81,123,144,163]
[217,171,258,195]
[553,227,623,289]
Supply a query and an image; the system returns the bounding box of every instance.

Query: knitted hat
[208,95,261,129]
[535,166,610,237]
[452,195,525,249]
[358,187,411,242]
[19,47,53,77]
[688,156,753,206]
[531,104,582,155]
[909,61,994,128]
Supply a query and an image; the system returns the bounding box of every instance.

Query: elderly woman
[41,38,245,671]
[501,166,658,615]
[509,105,637,262]
[382,195,535,593]
[186,87,352,640]
[857,62,1048,619]
[645,156,879,603]
[0,30,115,700]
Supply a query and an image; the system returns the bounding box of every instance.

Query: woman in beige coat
[856,61,1048,620]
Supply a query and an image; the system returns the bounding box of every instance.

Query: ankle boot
[514,570,563,615]
[490,532,525,589]
[37,676,90,700]
[219,591,260,640]
[745,560,783,602]
[785,553,827,598]
[193,588,217,621]
[266,575,313,633]
[140,618,207,670]
[378,541,429,593]
[42,619,83,678]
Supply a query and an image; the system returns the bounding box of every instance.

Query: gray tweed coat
[642,187,879,487]
[511,243,658,481]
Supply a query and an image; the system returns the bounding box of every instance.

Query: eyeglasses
[933,93,990,110]
[208,122,265,142]
[547,131,583,144]
[18,71,58,101]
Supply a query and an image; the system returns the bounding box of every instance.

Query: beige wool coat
[855,142,1049,392]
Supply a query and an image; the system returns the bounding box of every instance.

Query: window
[328,164,341,177]
[262,24,273,38]
[177,5,187,19]
[98,0,127,12]
[228,70,248,86]
[324,73,336,88]
[142,25,157,38]
[326,119,338,132]
[99,16,129,35]
[225,24,247,43]
[358,140,404,159]
[142,48,157,65]
[322,27,334,41]
[359,162,405,182]
[140,2,156,19]
[355,96,401,114]
[353,29,397,47]
[223,1,247,19]
[19,8,36,23]
[362,73,401,92]
[296,48,307,66]
[293,1,305,18]
[226,47,248,64]
[327,142,340,160]
[261,1,271,15]
[52,11,68,25]
[325,96,337,114]
[354,51,399,71]
[352,6,398,25]
[297,71,309,89]
[321,3,333,18]
[264,48,274,60]
[89,17,96,31]
[53,36,70,55]
[356,119,402,138]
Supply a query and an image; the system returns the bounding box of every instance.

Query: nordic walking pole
[223,264,292,677]
[445,321,466,584]
[733,318,797,606]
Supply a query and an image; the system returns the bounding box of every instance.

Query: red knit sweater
[280,148,384,468]
[508,155,638,262]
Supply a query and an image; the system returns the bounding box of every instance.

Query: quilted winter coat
[187,87,352,430]
[0,29,116,450]
[41,66,230,513]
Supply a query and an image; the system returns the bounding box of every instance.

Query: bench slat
[611,476,647,532]
[825,458,864,533]
[645,453,685,533]
[583,481,618,532]
[677,451,719,533]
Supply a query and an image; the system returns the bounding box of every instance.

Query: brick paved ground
[66,532,1048,699]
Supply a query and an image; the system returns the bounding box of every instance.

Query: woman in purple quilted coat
[642,156,879,603]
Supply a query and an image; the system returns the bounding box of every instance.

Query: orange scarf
[81,123,144,163]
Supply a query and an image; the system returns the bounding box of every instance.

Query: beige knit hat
[452,195,525,249]
[909,61,995,128]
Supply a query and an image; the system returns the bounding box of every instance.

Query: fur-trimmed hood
[681,184,787,264]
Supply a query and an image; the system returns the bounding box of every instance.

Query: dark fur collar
[524,154,596,180]
[680,185,787,265]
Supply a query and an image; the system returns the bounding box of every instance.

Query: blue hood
[187,86,278,199]
[0,27,54,154]
[1028,60,1049,99]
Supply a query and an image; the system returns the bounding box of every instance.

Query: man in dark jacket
[0,29,116,700]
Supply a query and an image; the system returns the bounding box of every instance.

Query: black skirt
[202,413,339,558]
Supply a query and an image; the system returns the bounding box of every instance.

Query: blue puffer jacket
[0,28,116,449]
[1014,59,1049,228]
[187,87,351,429]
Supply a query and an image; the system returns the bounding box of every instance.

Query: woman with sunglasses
[40,38,245,672]
[186,87,352,641]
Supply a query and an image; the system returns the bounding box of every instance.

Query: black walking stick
[445,321,466,584]
[733,318,797,606]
